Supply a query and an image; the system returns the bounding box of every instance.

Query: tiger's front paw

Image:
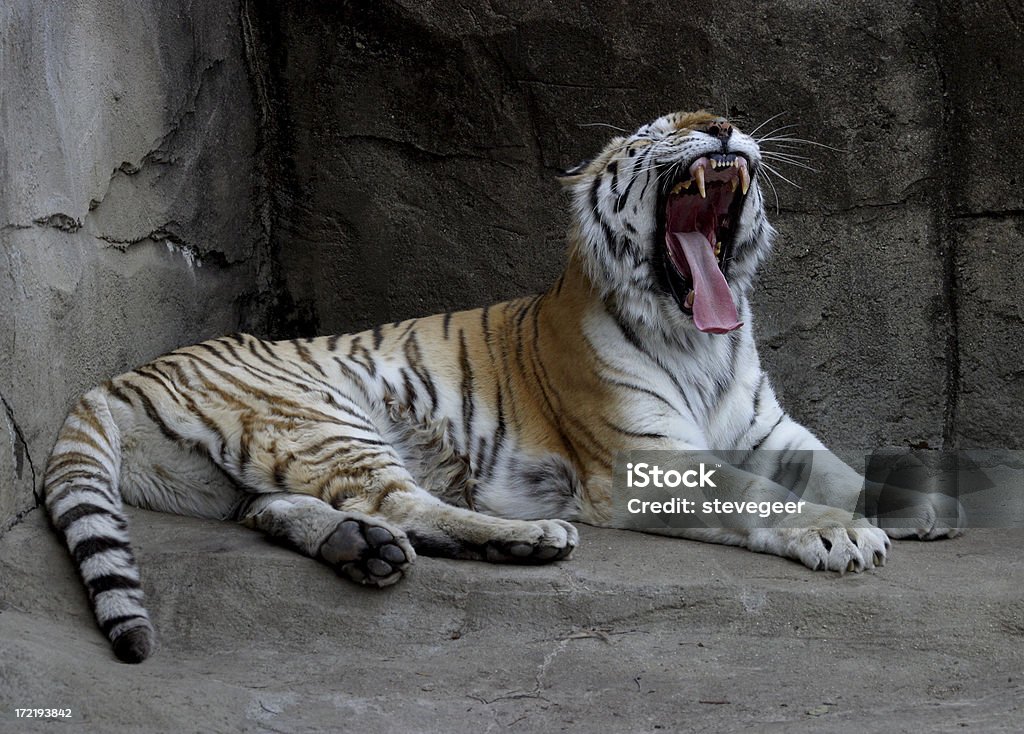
[876,491,965,541]
[318,515,416,587]
[749,512,890,573]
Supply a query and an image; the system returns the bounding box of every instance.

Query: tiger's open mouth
[658,154,750,334]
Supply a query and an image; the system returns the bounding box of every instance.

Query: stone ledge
[1,509,1021,732]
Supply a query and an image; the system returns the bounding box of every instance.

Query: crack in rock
[1,392,39,522]
[32,213,81,232]
[96,225,240,269]
[87,58,224,216]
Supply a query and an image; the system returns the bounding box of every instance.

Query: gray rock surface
[1,0,274,530]
[2,510,1022,732]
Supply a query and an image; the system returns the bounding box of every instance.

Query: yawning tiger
[42,110,960,663]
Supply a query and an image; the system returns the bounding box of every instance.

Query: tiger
[42,110,962,664]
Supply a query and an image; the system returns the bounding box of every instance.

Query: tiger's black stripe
[601,420,668,441]
[72,536,132,564]
[748,373,767,431]
[751,415,786,452]
[590,173,627,259]
[292,339,329,377]
[54,503,117,532]
[100,614,148,636]
[458,329,475,454]
[604,301,699,418]
[119,382,190,446]
[403,333,439,415]
[87,574,142,595]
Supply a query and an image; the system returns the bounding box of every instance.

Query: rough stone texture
[0,0,274,530]
[756,207,949,452]
[2,510,1023,732]
[939,0,1024,447]
[941,0,1024,216]
[954,217,1024,448]
[258,0,1021,454]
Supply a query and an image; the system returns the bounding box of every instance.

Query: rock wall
[0,0,274,530]
[3,0,1022,532]
[260,0,1024,453]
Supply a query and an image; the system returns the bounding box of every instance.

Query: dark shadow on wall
[247,0,1024,454]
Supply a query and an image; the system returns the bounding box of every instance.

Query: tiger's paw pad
[484,519,579,564]
[319,517,415,587]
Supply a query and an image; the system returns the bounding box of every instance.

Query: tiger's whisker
[578,122,630,133]
[761,154,820,173]
[759,145,812,158]
[759,167,782,215]
[758,136,849,154]
[760,162,801,190]
[754,123,801,141]
[746,111,789,138]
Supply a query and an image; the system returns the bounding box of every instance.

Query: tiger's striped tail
[42,386,155,663]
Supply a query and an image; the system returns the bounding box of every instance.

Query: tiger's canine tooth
[739,165,750,195]
[695,166,706,198]
[730,178,738,192]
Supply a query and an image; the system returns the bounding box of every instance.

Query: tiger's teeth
[685,290,695,308]
[739,166,750,195]
[729,178,738,192]
[671,179,693,195]
[695,166,706,198]
[715,242,722,256]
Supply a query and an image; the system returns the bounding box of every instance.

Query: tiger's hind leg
[239,494,415,587]
[339,480,579,564]
[400,496,580,564]
[234,418,579,567]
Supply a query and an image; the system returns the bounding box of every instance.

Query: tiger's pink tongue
[670,232,742,334]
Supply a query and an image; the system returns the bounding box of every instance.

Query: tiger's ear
[556,158,593,187]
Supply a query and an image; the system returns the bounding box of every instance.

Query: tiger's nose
[703,119,733,141]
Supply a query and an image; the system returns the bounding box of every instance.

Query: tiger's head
[562,110,774,337]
